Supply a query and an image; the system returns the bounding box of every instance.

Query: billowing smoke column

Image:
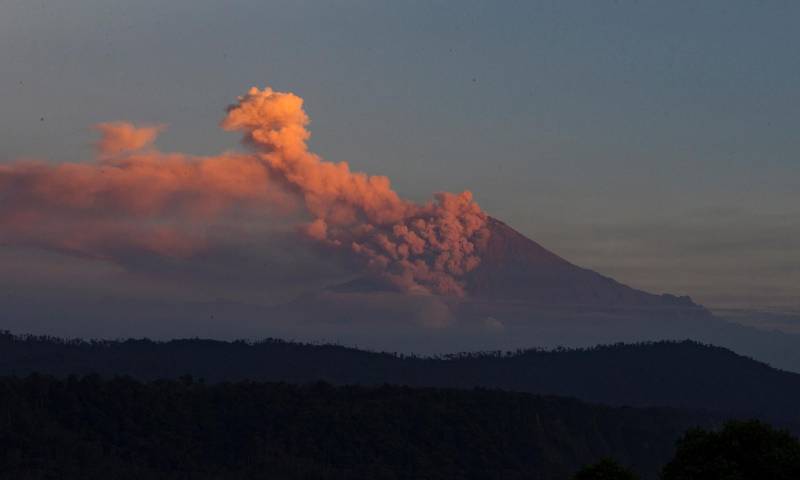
[0,86,489,296]
[221,87,490,295]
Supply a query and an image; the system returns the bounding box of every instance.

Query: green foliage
[572,458,639,480]
[662,420,800,480]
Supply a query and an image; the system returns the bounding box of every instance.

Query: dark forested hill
[0,375,720,479]
[1,331,799,423]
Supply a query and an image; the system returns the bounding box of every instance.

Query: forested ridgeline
[0,374,720,480]
[1,331,799,423]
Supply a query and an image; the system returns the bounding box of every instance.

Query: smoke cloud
[93,122,164,157]
[0,86,489,296]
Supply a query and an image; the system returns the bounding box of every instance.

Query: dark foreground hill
[2,332,799,424]
[0,374,720,480]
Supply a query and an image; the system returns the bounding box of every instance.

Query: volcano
[333,217,699,309]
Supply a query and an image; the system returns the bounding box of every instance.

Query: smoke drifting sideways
[0,87,489,296]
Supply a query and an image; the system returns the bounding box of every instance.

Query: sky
[0,0,798,326]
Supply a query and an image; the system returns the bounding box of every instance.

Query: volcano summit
[334,217,698,309]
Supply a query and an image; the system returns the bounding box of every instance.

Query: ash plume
[0,86,489,296]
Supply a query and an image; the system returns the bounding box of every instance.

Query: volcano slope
[333,216,699,309]
[464,217,697,307]
[299,217,800,372]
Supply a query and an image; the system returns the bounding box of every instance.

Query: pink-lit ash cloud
[0,87,489,296]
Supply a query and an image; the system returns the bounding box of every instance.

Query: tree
[571,458,638,480]
[662,420,800,480]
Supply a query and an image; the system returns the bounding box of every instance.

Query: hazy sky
[1,0,798,310]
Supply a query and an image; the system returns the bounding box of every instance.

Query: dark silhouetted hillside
[1,332,799,423]
[0,374,720,479]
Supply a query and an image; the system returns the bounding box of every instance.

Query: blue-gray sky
[1,0,798,309]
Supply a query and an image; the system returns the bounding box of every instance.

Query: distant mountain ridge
[2,331,798,424]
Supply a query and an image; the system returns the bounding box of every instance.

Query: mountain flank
[334,217,701,309]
